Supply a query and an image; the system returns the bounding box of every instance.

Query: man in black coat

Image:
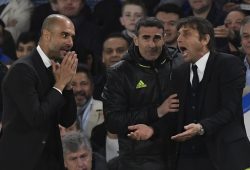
[130,16,250,170]
[102,17,180,170]
[0,14,78,170]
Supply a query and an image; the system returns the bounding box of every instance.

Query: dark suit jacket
[171,52,250,169]
[0,50,77,170]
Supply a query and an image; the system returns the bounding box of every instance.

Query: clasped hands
[52,51,78,91]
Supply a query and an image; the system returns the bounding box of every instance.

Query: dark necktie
[192,64,199,89]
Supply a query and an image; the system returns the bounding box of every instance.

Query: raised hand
[52,51,78,91]
[157,93,179,118]
[171,123,202,142]
[127,124,154,140]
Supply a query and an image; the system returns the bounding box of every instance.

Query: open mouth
[178,46,189,57]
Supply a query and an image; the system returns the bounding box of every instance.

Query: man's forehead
[138,26,164,35]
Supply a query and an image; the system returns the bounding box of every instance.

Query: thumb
[128,125,137,130]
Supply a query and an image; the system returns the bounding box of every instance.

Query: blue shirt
[244,57,250,86]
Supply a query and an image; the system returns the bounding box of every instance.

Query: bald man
[0,14,78,170]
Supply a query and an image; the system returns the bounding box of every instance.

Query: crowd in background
[0,0,250,170]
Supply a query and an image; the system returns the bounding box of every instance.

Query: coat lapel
[31,50,53,95]
[175,63,190,132]
[197,52,216,115]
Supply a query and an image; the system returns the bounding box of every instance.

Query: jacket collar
[123,43,169,69]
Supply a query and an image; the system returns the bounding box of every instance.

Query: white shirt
[105,136,119,162]
[36,45,51,68]
[190,52,210,84]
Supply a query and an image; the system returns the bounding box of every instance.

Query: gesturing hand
[157,93,179,118]
[127,124,154,141]
[171,123,202,142]
[52,51,78,91]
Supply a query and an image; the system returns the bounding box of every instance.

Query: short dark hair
[134,17,164,36]
[103,32,129,48]
[176,16,215,52]
[154,3,183,18]
[76,63,93,83]
[16,32,37,49]
[121,0,147,16]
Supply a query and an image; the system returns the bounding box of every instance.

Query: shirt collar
[192,51,210,75]
[36,45,51,68]
[244,56,250,69]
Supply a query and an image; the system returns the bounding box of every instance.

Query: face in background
[102,37,128,67]
[71,72,93,107]
[156,12,179,47]
[16,41,36,58]
[241,23,250,57]
[134,26,165,61]
[188,0,212,14]
[43,18,75,62]
[224,11,245,32]
[64,146,92,170]
[120,4,144,32]
[56,0,83,17]
[177,26,210,63]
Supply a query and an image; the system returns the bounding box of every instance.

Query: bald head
[39,14,75,61]
[41,14,73,33]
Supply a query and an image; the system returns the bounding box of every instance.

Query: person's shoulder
[213,51,242,63]
[108,59,129,72]
[92,99,103,107]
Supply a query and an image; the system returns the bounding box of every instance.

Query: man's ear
[120,17,125,26]
[202,34,210,47]
[42,29,51,40]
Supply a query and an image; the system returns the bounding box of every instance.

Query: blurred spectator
[0,18,16,60]
[0,20,13,65]
[29,0,57,40]
[154,3,183,48]
[93,33,129,101]
[240,16,250,86]
[56,0,102,64]
[216,9,246,58]
[0,0,34,42]
[71,64,104,138]
[187,0,226,27]
[187,0,228,50]
[16,32,37,59]
[93,0,123,42]
[62,131,108,170]
[120,0,147,45]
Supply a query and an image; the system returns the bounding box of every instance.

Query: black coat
[155,51,250,170]
[0,50,76,170]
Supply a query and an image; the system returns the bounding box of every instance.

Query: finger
[170,103,179,108]
[169,93,178,99]
[71,56,78,71]
[128,125,138,130]
[169,108,179,112]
